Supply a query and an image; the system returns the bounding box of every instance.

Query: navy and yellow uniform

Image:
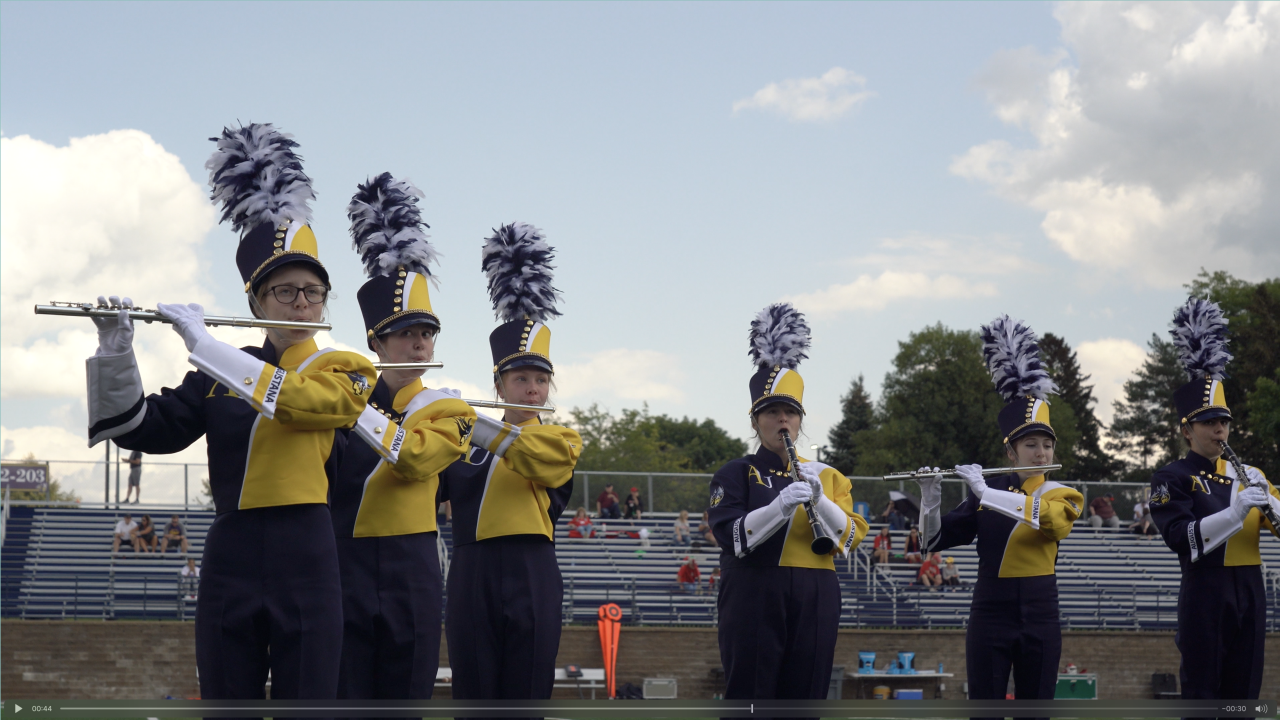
[90,335,375,699]
[1153,296,1280,704]
[709,451,868,701]
[439,221,580,709]
[926,473,1083,700]
[439,416,580,701]
[710,303,868,712]
[1150,453,1278,700]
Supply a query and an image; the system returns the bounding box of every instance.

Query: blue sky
[4,2,1277,499]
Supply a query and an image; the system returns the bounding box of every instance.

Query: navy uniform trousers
[445,535,563,703]
[196,504,342,700]
[336,532,442,701]
[1177,565,1265,702]
[717,564,841,713]
[966,575,1061,720]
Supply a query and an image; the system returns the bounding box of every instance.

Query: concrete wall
[3,620,1276,700]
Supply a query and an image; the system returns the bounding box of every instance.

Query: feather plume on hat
[980,315,1058,401]
[206,123,314,235]
[348,172,437,283]
[749,303,810,370]
[1170,297,1232,381]
[481,222,561,323]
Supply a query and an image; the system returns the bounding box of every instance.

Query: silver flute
[371,362,445,370]
[35,301,331,331]
[882,464,1062,481]
[465,399,556,413]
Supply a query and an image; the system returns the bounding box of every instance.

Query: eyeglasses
[265,284,328,304]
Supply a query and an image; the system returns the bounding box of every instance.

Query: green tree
[647,415,748,473]
[7,454,80,503]
[825,375,875,475]
[1106,334,1184,479]
[1039,333,1118,481]
[1186,270,1280,470]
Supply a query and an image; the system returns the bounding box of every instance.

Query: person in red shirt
[567,507,595,539]
[677,557,701,593]
[872,526,892,565]
[917,552,942,589]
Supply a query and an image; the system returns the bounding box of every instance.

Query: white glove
[778,481,813,514]
[914,467,943,496]
[1244,466,1268,489]
[92,295,135,356]
[1233,486,1271,522]
[436,387,463,399]
[156,303,210,353]
[798,462,825,501]
[956,464,987,500]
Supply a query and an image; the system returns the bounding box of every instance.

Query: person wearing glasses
[1149,298,1278,702]
[85,124,375,702]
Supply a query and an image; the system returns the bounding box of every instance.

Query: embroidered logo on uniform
[749,466,771,489]
[455,417,474,446]
[390,427,406,455]
[264,367,287,404]
[710,483,725,508]
[732,518,741,548]
[1187,520,1199,559]
[1190,475,1211,495]
[346,372,370,396]
[1031,498,1040,524]
[1066,499,1079,513]
[1150,484,1171,506]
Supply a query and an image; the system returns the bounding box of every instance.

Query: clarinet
[780,430,837,555]
[1220,440,1280,528]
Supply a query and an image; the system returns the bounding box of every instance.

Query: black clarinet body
[780,430,837,555]
[1219,440,1280,529]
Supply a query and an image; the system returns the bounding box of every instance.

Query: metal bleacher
[4,505,1279,631]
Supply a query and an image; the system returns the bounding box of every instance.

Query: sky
[3,1,1278,503]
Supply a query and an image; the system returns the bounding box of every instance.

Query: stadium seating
[3,504,1278,632]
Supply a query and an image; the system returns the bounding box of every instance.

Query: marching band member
[1148,298,1279,701]
[332,173,476,701]
[438,223,580,705]
[915,315,1083,706]
[707,303,868,705]
[85,124,375,701]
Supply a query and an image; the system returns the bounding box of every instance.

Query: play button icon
[14,704,22,713]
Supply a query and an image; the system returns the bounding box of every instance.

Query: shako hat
[1170,297,1233,424]
[748,303,810,415]
[206,123,326,294]
[980,315,1059,445]
[349,173,440,346]
[482,222,562,375]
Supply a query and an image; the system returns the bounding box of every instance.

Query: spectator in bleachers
[124,449,143,504]
[708,567,720,592]
[677,556,700,594]
[568,507,595,539]
[940,556,962,587]
[697,510,716,547]
[623,487,644,520]
[904,526,922,564]
[180,556,200,600]
[160,514,189,554]
[135,514,157,553]
[1088,493,1120,529]
[596,483,621,519]
[917,552,942,589]
[672,510,691,546]
[880,500,906,530]
[872,525,892,565]
[112,513,138,554]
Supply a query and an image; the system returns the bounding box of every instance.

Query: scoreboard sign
[1,463,49,492]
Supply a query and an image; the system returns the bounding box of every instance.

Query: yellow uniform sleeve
[385,397,476,483]
[503,423,581,489]
[270,351,377,429]
[824,467,870,554]
[1037,485,1084,541]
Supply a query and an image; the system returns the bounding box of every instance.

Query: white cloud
[733,67,873,122]
[554,349,686,405]
[784,271,998,315]
[952,2,1280,286]
[1076,337,1148,426]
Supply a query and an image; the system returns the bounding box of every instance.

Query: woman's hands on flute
[92,295,135,356]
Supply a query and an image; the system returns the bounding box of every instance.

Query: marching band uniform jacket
[1149,451,1279,701]
[925,472,1083,706]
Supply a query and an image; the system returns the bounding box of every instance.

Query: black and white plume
[980,315,1058,401]
[749,303,810,370]
[481,222,562,323]
[206,123,314,235]
[348,172,437,282]
[1170,297,1232,381]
